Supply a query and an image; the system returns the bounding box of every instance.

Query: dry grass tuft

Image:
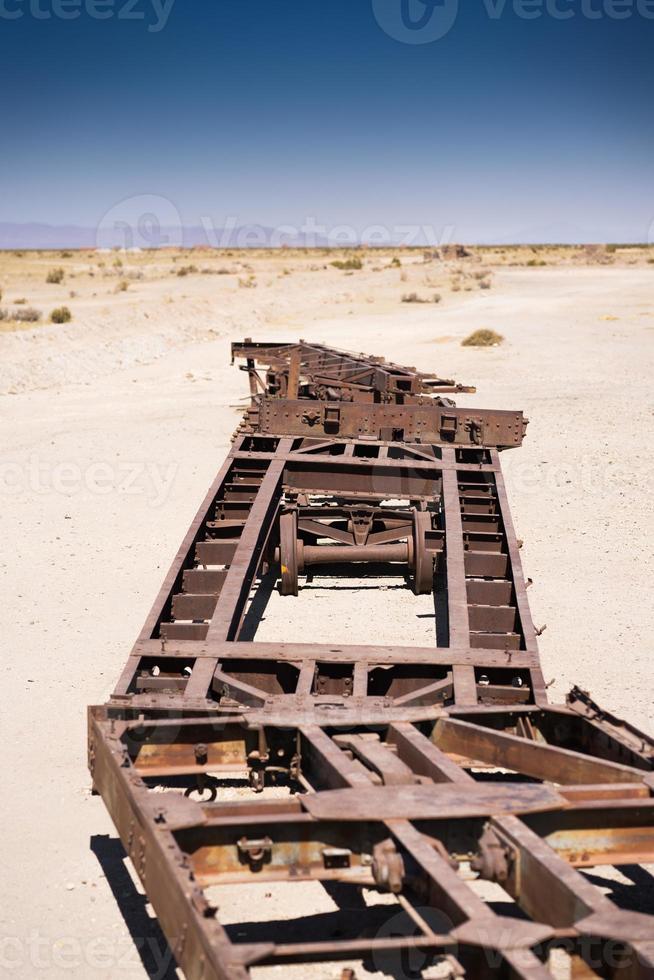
[0,306,42,323]
[402,292,442,305]
[12,306,42,322]
[331,257,363,271]
[461,328,504,347]
[50,306,72,324]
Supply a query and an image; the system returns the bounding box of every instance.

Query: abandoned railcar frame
[88,340,654,980]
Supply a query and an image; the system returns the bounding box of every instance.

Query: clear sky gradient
[1,0,652,242]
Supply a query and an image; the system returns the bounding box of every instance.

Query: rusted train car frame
[89,340,654,980]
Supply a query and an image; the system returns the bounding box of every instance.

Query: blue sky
[0,0,652,242]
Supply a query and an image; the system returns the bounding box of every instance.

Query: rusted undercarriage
[89,340,654,979]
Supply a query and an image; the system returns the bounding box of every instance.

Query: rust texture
[89,340,654,979]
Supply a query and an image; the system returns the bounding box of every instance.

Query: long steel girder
[89,340,654,980]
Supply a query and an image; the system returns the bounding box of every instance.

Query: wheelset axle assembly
[275,505,443,596]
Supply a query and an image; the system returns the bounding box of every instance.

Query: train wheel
[279,511,299,596]
[412,509,434,595]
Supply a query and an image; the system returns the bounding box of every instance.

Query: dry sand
[1,246,653,978]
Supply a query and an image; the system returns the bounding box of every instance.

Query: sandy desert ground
[1,244,653,979]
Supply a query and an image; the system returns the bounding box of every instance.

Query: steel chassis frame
[89,340,654,980]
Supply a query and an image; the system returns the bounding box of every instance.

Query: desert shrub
[50,306,72,323]
[461,329,504,347]
[13,297,27,304]
[238,275,257,289]
[402,292,427,303]
[331,257,363,271]
[390,256,401,268]
[579,244,614,265]
[217,267,233,274]
[479,279,492,289]
[116,280,129,292]
[0,308,7,320]
[177,264,198,277]
[433,293,442,303]
[13,306,42,322]
[526,259,547,267]
[60,250,73,258]
[46,267,65,284]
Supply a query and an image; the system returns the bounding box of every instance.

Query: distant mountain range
[484,221,649,246]
[0,222,332,250]
[0,221,649,250]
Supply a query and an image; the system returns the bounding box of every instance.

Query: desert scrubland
[1,244,653,978]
